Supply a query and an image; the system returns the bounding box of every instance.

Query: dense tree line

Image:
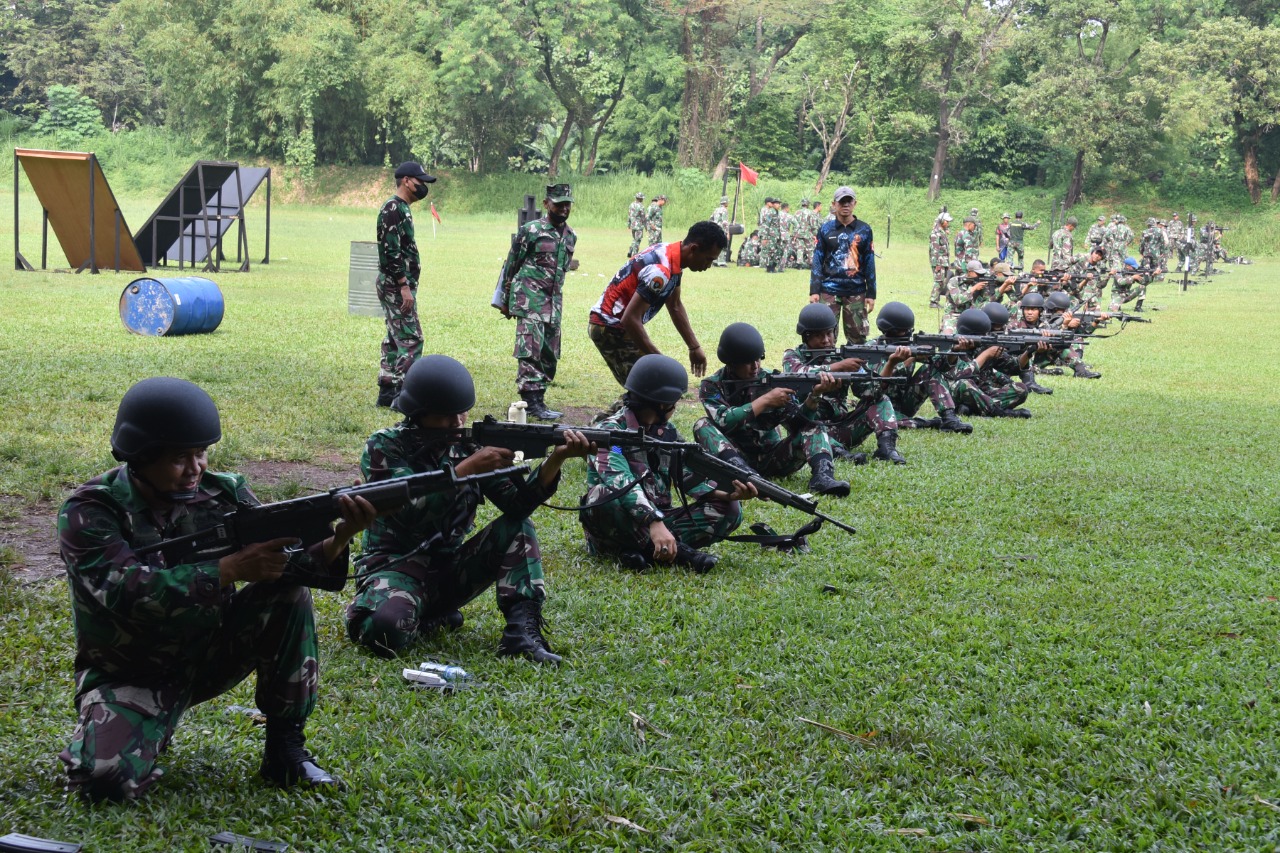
[3,0,1279,202]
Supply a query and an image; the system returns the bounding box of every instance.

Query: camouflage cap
[1171,212,1180,217]
[1001,212,1010,219]
[635,192,644,199]
[1097,215,1106,222]
[969,207,979,214]
[1066,216,1078,225]
[720,196,729,204]
[1146,217,1155,226]
[1117,214,1126,223]
[799,197,810,205]
[962,216,976,225]
[546,183,573,203]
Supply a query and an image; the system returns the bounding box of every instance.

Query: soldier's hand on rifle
[326,494,379,563]
[541,430,596,487]
[831,357,865,372]
[970,281,986,296]
[976,345,1002,366]
[812,372,843,396]
[456,445,517,476]
[218,536,300,586]
[649,522,678,562]
[1001,277,1016,292]
[720,479,759,503]
[753,387,795,414]
[885,346,913,369]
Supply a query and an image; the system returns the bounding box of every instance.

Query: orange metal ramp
[13,148,145,273]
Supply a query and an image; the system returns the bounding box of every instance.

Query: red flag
[739,162,758,186]
[429,202,442,223]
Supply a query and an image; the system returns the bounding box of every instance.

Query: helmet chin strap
[128,464,200,504]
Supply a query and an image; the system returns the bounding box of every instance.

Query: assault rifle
[470,417,858,537]
[746,371,907,395]
[133,466,529,590]
[795,343,938,367]
[1072,310,1151,326]
[910,331,1075,357]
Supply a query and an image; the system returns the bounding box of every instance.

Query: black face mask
[411,180,430,200]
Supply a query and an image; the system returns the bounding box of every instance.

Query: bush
[29,86,104,141]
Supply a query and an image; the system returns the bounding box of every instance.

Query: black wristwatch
[643,509,666,526]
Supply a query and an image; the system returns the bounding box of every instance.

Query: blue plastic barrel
[119,276,224,336]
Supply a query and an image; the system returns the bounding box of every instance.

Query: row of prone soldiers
[55,288,1109,802]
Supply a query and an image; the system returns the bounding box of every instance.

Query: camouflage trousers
[629,229,645,257]
[346,515,545,658]
[580,489,742,557]
[648,226,663,245]
[1110,284,1145,312]
[816,293,871,344]
[953,374,1028,415]
[798,240,814,270]
[930,269,946,305]
[691,416,831,479]
[886,365,956,418]
[588,323,644,388]
[821,393,899,449]
[761,238,784,272]
[1008,243,1025,269]
[60,583,318,802]
[377,273,424,389]
[1035,346,1081,369]
[515,316,561,393]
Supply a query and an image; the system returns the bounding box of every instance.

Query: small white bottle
[507,400,528,423]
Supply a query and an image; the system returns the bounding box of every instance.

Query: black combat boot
[420,609,465,635]
[807,454,851,498]
[673,542,719,574]
[1020,370,1053,395]
[997,407,1033,418]
[521,390,561,421]
[872,431,907,464]
[1072,362,1101,379]
[937,408,973,434]
[497,598,562,664]
[376,383,397,408]
[260,719,338,789]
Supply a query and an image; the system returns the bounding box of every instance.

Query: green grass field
[1,196,1279,850]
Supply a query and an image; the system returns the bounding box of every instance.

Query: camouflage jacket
[584,408,713,525]
[698,366,821,457]
[780,211,794,240]
[710,205,729,231]
[57,465,342,704]
[377,196,421,285]
[738,237,760,265]
[1167,220,1185,243]
[780,345,866,414]
[929,225,951,271]
[646,203,663,231]
[628,202,646,232]
[796,209,818,239]
[953,229,979,266]
[495,216,576,323]
[1049,228,1074,269]
[356,423,557,582]
[1140,227,1160,260]
[1087,223,1107,246]
[972,217,984,248]
[760,207,781,246]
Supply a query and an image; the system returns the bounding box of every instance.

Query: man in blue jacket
[810,186,876,344]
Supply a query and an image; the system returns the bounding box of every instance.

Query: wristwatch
[643,509,666,526]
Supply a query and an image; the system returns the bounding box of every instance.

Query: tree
[30,85,103,139]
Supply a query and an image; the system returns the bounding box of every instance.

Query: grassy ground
[1,198,1279,850]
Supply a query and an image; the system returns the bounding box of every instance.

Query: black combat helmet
[956,308,992,337]
[796,303,838,335]
[876,301,915,335]
[624,354,688,405]
[716,322,766,365]
[1020,292,1046,310]
[111,377,222,462]
[1046,291,1072,312]
[981,302,1010,328]
[394,354,476,417]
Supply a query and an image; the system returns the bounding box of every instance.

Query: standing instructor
[375,161,435,408]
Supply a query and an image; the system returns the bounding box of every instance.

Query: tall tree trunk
[1065,150,1085,207]
[547,117,574,179]
[927,104,951,201]
[1242,134,1261,204]
[1270,167,1280,202]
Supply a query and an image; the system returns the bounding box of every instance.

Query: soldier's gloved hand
[456,446,517,476]
[219,536,300,586]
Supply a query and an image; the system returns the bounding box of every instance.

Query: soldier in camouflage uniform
[928,212,953,307]
[1049,216,1077,270]
[941,260,1015,334]
[375,161,436,407]
[1087,215,1107,249]
[1167,212,1186,269]
[969,208,984,250]
[778,202,797,270]
[783,303,906,464]
[347,355,590,665]
[493,183,576,421]
[694,323,850,497]
[627,193,646,257]
[580,354,756,573]
[736,230,761,267]
[1006,211,1039,270]
[1140,218,1161,270]
[760,198,783,272]
[872,302,972,433]
[1067,244,1110,311]
[953,216,980,268]
[1110,257,1151,312]
[710,196,731,266]
[1108,215,1134,273]
[646,196,666,245]
[946,308,1032,419]
[1018,292,1101,378]
[58,378,376,801]
[797,199,819,269]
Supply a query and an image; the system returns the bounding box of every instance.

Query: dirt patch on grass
[0,458,360,584]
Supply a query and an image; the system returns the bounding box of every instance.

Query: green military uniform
[737,234,761,267]
[376,196,424,390]
[970,210,984,249]
[1087,217,1107,248]
[710,200,731,266]
[1108,217,1133,272]
[693,366,835,478]
[929,221,951,305]
[57,467,342,801]
[1006,215,1038,269]
[628,196,646,256]
[646,199,664,245]
[1049,225,1075,270]
[760,205,783,272]
[346,423,558,657]
[795,202,818,268]
[495,185,576,396]
[953,227,979,267]
[781,346,898,452]
[579,407,742,557]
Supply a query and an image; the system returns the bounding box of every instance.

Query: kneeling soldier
[58,378,376,801]
[346,355,591,664]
